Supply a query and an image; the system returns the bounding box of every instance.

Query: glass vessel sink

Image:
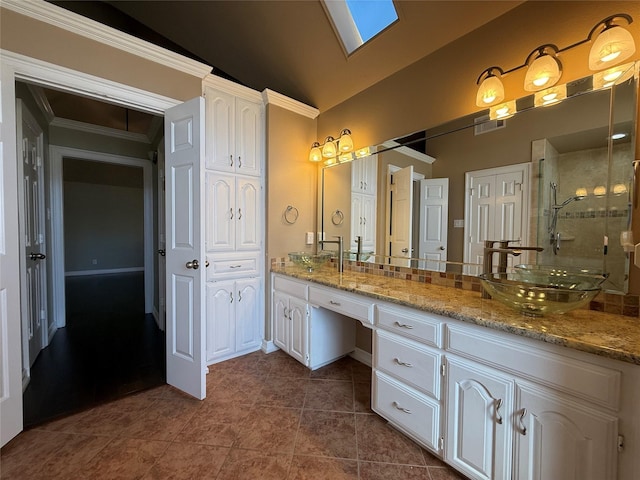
[288,251,333,272]
[513,264,608,289]
[343,250,374,261]
[479,272,601,316]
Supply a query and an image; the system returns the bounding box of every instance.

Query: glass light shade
[322,137,336,158]
[524,54,561,91]
[575,187,588,198]
[355,146,371,157]
[338,130,354,152]
[476,75,504,107]
[589,25,636,71]
[308,143,322,162]
[593,185,607,197]
[339,153,353,163]
[534,84,567,107]
[592,62,635,89]
[489,100,516,120]
[613,183,628,195]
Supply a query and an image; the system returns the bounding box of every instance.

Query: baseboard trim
[261,340,279,354]
[349,347,372,367]
[65,267,144,277]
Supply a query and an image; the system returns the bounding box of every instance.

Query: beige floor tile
[258,375,309,408]
[359,461,431,479]
[288,456,359,479]
[356,413,426,465]
[304,379,354,412]
[216,448,292,480]
[121,396,201,441]
[141,443,229,479]
[295,410,357,459]
[234,405,301,454]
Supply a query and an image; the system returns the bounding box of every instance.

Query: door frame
[49,146,154,328]
[0,49,181,447]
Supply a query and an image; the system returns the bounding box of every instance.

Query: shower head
[554,195,584,209]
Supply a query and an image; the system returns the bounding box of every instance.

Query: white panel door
[206,281,234,363]
[272,292,289,351]
[235,277,260,351]
[467,173,496,275]
[389,166,414,266]
[165,97,206,400]
[419,178,449,272]
[205,87,234,172]
[206,172,235,252]
[236,177,261,251]
[235,98,261,176]
[157,139,166,331]
[514,383,618,480]
[288,297,308,366]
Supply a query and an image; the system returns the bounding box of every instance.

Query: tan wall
[0,8,202,101]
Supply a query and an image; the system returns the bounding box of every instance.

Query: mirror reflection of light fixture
[611,132,627,140]
[355,146,371,157]
[524,45,562,91]
[592,62,635,89]
[489,100,517,120]
[613,183,628,195]
[575,187,588,198]
[476,67,505,107]
[588,14,636,70]
[534,84,567,107]
[594,185,607,197]
[475,13,634,107]
[309,128,355,162]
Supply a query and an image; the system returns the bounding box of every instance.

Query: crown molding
[262,89,319,119]
[1,0,212,79]
[203,74,263,103]
[381,140,436,164]
[50,117,151,144]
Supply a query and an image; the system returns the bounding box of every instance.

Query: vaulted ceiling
[53,0,524,112]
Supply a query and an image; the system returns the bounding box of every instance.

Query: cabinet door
[288,297,308,366]
[235,98,262,176]
[205,87,235,172]
[351,158,363,192]
[351,193,363,245]
[514,383,618,480]
[445,358,512,480]
[206,173,236,252]
[236,177,261,251]
[206,281,235,363]
[235,278,261,351]
[361,156,377,195]
[273,292,289,352]
[361,194,376,247]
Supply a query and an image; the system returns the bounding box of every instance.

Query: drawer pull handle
[394,321,414,329]
[394,358,413,367]
[518,408,527,435]
[392,401,411,414]
[495,398,503,425]
[229,265,242,269]
[329,300,341,306]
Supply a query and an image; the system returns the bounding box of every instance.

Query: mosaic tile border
[271,258,640,318]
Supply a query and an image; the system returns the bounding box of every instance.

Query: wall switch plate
[453,219,465,228]
[91,259,98,265]
[305,232,314,245]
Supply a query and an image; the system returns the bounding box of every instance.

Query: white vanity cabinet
[273,290,308,366]
[351,156,377,195]
[350,156,377,251]
[204,76,264,366]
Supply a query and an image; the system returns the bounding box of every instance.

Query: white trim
[203,74,263,103]
[50,117,151,144]
[381,140,436,164]
[1,50,181,114]
[262,89,319,119]
[1,0,212,79]
[50,146,155,324]
[349,347,372,367]
[26,84,55,123]
[261,340,279,354]
[64,267,145,277]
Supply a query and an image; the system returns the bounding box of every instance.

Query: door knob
[401,248,409,253]
[439,246,445,251]
[29,252,46,260]
[185,259,200,270]
[158,249,166,257]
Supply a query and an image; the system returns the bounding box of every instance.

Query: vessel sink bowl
[513,264,608,289]
[288,251,333,271]
[343,250,374,262]
[479,272,601,316]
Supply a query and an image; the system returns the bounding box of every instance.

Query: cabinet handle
[495,398,503,425]
[284,306,289,318]
[394,321,414,329]
[394,358,413,367]
[238,156,242,168]
[230,208,234,220]
[238,208,242,220]
[229,265,242,269]
[230,292,233,303]
[238,291,242,302]
[392,401,411,414]
[230,154,233,167]
[364,181,367,190]
[518,408,527,435]
[329,300,341,306]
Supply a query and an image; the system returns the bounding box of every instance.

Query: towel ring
[284,205,299,224]
[331,209,344,226]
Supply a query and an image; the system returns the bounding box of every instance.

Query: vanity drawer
[376,304,442,347]
[373,370,440,451]
[374,330,441,399]
[207,252,259,280]
[273,274,308,300]
[445,324,621,410]
[308,285,372,324]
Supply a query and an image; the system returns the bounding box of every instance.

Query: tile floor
[1,351,467,479]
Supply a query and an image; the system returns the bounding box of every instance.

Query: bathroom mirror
[320,62,638,293]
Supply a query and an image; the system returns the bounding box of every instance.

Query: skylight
[323,0,398,55]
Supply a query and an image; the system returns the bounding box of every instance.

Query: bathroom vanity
[270,266,640,480]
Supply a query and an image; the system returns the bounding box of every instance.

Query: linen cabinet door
[514,382,618,480]
[288,297,308,366]
[235,278,261,352]
[273,292,289,352]
[236,177,261,251]
[206,172,235,252]
[445,357,513,480]
[234,98,262,177]
[206,281,235,363]
[205,87,235,172]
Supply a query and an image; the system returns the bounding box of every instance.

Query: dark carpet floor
[22,272,165,427]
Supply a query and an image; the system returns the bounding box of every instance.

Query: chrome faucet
[354,236,363,262]
[482,240,543,298]
[319,235,344,273]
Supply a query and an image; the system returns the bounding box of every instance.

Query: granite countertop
[272,265,640,366]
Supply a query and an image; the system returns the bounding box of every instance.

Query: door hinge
[439,436,444,450]
[441,364,446,377]
[617,434,625,452]
[469,187,474,196]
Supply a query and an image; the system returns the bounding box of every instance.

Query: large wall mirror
[320,62,638,294]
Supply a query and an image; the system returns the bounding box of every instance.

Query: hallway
[22,272,165,427]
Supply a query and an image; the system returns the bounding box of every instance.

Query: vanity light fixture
[475,13,635,107]
[309,128,355,162]
[613,183,628,195]
[489,100,517,120]
[593,62,635,89]
[575,187,588,198]
[594,185,607,197]
[611,132,627,140]
[534,84,567,107]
